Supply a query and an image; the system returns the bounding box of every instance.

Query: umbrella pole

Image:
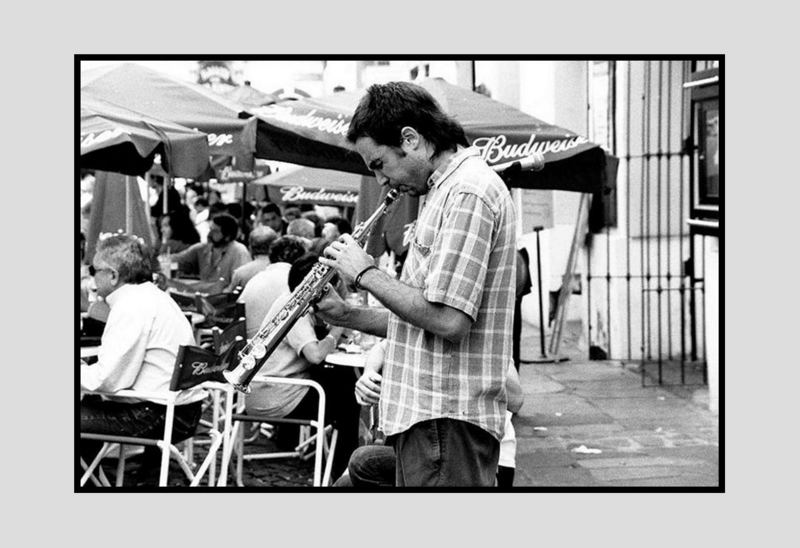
[163,173,170,215]
[240,182,247,237]
[125,176,133,234]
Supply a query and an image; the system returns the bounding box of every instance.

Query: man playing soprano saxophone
[316,81,517,487]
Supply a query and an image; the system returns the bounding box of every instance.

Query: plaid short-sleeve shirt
[380,147,517,441]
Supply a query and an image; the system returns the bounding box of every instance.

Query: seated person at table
[169,213,252,293]
[333,342,523,488]
[255,202,286,236]
[158,206,201,255]
[80,233,205,465]
[245,252,361,479]
[237,235,307,339]
[286,218,316,247]
[321,216,352,243]
[224,225,278,292]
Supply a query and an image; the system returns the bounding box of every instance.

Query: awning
[80,96,210,178]
[250,165,363,208]
[251,77,609,194]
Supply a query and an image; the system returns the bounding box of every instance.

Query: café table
[323,348,367,369]
[324,345,380,446]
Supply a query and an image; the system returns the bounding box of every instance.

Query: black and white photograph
[76,57,722,493]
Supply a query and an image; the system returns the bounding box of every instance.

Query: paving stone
[578,456,710,469]
[600,475,719,487]
[515,464,599,487]
[515,450,578,468]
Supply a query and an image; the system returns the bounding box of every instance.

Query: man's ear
[399,126,420,149]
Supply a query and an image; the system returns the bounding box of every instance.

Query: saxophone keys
[252,342,266,359]
[240,354,256,370]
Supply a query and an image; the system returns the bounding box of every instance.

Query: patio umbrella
[252,77,612,258]
[80,97,210,177]
[251,77,608,194]
[84,170,154,262]
[81,62,258,162]
[222,81,278,109]
[249,165,362,208]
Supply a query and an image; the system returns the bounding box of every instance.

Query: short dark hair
[211,213,239,240]
[269,235,307,264]
[260,202,283,217]
[288,252,320,291]
[324,216,352,236]
[346,81,468,156]
[163,206,200,245]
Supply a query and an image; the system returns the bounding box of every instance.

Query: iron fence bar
[625,61,633,361]
[646,62,655,373]
[640,61,648,385]
[666,60,674,361]
[656,60,664,378]
[585,63,593,356]
[700,235,707,382]
[680,61,689,372]
[607,61,617,359]
[689,233,699,361]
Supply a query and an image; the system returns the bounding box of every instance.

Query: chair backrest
[169,345,228,389]
[212,317,247,356]
[195,293,246,329]
[170,290,199,311]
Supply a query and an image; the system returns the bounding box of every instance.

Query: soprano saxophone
[223,188,401,393]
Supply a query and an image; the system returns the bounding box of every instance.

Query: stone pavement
[511,319,719,488]
[105,319,719,489]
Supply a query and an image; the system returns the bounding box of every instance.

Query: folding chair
[80,345,235,487]
[217,378,338,487]
[169,289,198,311]
[211,317,247,354]
[194,291,243,328]
[186,318,247,462]
[194,292,245,347]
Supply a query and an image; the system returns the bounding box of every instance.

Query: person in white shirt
[80,233,205,464]
[236,235,307,339]
[193,197,211,243]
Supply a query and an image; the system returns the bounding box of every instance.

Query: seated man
[244,252,361,480]
[80,233,205,467]
[286,218,316,248]
[225,225,278,292]
[237,235,307,339]
[169,213,252,293]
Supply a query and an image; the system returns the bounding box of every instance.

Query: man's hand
[355,370,382,406]
[319,234,375,287]
[313,283,351,326]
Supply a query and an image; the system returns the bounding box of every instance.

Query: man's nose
[375,172,389,186]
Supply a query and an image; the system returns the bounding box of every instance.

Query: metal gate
[585,59,719,386]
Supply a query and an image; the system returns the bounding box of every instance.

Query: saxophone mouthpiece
[385,188,400,204]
